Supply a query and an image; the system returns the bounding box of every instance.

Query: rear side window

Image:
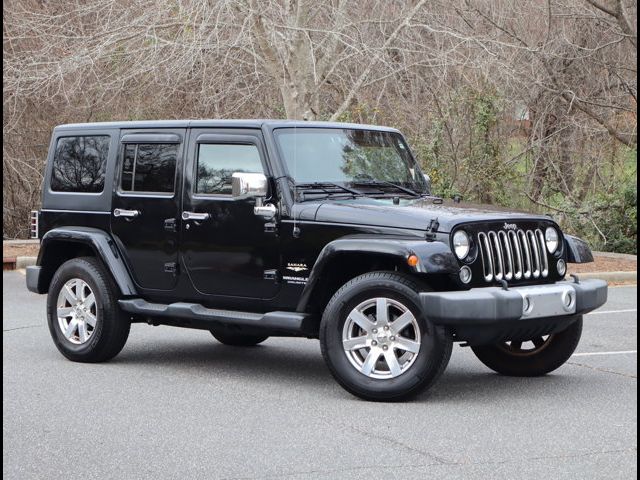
[196,144,263,195]
[50,136,110,193]
[120,143,177,193]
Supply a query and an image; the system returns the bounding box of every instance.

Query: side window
[51,136,110,193]
[196,144,264,195]
[120,143,178,193]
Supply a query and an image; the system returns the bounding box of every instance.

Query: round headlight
[453,230,470,259]
[545,227,559,254]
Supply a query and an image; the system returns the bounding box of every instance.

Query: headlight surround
[453,230,471,259]
[545,226,559,254]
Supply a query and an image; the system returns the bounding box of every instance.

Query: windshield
[274,128,428,193]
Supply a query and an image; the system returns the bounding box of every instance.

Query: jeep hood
[295,197,552,233]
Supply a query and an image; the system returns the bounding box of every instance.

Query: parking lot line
[587,309,637,315]
[572,350,637,357]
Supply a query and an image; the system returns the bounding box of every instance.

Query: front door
[111,129,185,291]
[180,129,280,299]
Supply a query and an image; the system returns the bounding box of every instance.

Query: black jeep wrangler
[27,120,607,401]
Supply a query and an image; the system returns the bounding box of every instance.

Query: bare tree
[3,0,637,251]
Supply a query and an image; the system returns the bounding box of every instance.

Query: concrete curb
[3,239,40,245]
[15,256,37,269]
[592,251,637,261]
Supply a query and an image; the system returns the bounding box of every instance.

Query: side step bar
[118,299,312,335]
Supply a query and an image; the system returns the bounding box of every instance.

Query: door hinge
[263,269,279,282]
[264,222,278,234]
[164,218,177,232]
[425,218,439,241]
[164,262,178,274]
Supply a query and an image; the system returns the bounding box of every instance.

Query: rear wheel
[47,257,130,362]
[471,317,583,376]
[320,272,452,401]
[210,330,269,346]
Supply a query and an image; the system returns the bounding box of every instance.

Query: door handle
[181,211,211,221]
[113,208,140,218]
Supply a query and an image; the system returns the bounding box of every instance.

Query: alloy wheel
[342,297,421,379]
[56,278,98,345]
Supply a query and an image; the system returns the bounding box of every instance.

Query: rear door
[111,130,185,291]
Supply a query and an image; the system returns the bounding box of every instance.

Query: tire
[320,271,452,402]
[210,330,269,347]
[47,257,130,363]
[471,317,583,376]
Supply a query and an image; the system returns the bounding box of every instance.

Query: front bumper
[420,279,607,345]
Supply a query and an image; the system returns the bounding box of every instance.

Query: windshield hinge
[263,269,280,282]
[264,222,278,234]
[425,218,439,242]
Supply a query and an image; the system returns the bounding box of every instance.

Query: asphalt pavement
[3,271,637,479]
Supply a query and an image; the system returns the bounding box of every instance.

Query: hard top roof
[53,119,401,133]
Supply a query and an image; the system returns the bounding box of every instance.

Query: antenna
[292,99,301,239]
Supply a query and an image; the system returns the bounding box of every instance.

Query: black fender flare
[296,235,459,312]
[564,234,594,263]
[34,227,137,296]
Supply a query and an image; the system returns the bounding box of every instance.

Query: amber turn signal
[407,254,419,267]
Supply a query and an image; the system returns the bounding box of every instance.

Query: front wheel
[320,272,452,402]
[471,317,583,376]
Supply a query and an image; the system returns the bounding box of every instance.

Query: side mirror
[422,173,432,194]
[231,172,268,198]
[231,172,277,220]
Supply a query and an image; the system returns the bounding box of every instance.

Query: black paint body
[33,120,594,338]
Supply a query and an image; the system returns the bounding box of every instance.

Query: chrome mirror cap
[231,173,268,198]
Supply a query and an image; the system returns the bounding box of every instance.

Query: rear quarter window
[50,136,110,193]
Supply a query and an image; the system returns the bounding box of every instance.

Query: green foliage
[406,88,636,254]
[560,164,637,254]
[464,90,515,205]
[411,87,518,203]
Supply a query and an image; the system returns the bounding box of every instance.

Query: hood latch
[425,218,439,242]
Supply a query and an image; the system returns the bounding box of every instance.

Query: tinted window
[51,136,110,193]
[120,143,177,193]
[196,144,263,195]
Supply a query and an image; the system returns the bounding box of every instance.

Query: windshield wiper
[296,182,362,195]
[295,182,365,202]
[350,179,423,197]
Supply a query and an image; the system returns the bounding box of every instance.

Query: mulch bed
[567,255,636,274]
[3,243,40,258]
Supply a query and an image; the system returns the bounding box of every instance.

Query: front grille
[478,229,548,282]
